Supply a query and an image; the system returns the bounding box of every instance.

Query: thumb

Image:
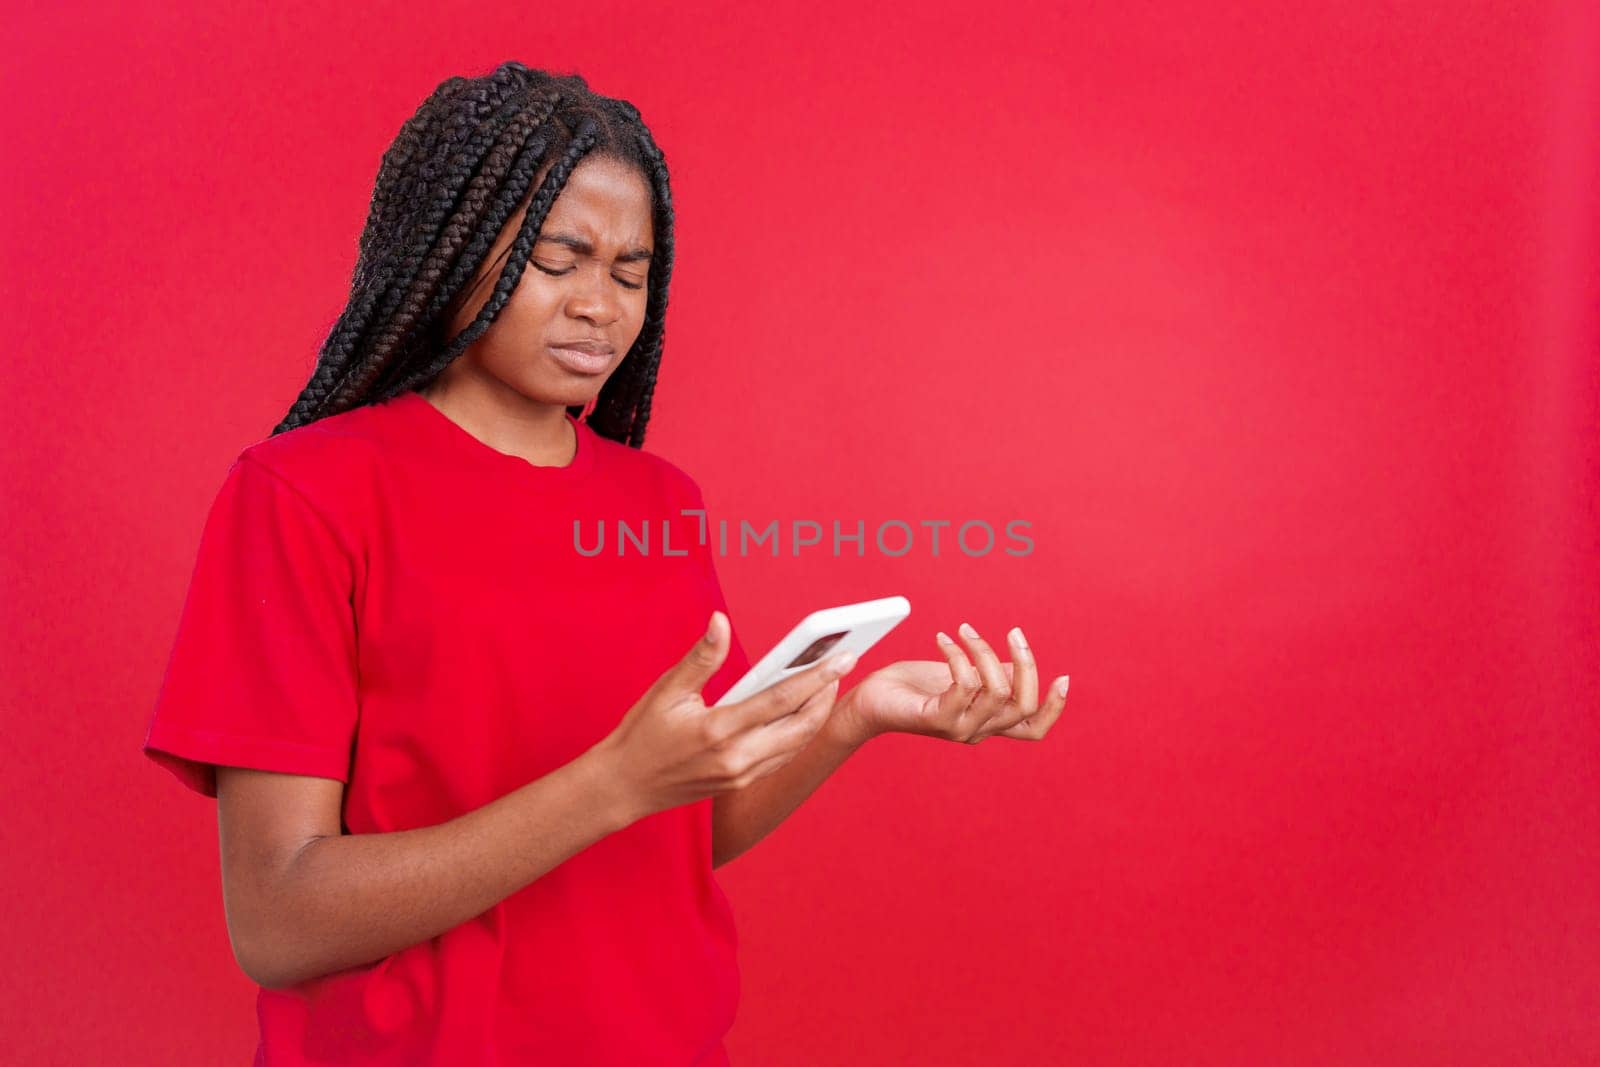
[658,610,731,698]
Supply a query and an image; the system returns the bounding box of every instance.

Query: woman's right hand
[596,610,856,820]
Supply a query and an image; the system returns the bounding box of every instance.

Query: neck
[417,380,576,466]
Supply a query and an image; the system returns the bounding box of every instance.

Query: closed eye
[534,262,645,290]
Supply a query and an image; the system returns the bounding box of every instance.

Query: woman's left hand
[829,623,1070,747]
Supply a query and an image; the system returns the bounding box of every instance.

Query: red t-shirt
[144,389,752,1066]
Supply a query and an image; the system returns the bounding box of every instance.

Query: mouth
[546,342,614,375]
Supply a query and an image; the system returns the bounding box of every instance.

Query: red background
[5,2,1597,1064]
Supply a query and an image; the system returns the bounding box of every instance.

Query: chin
[498,368,601,409]
[548,373,616,407]
[550,375,609,403]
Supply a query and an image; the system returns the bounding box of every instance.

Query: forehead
[541,155,653,238]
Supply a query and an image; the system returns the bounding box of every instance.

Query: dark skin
[214,148,1069,988]
[407,152,1074,743]
[213,153,669,987]
[418,152,654,466]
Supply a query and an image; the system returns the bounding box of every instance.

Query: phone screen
[785,630,850,669]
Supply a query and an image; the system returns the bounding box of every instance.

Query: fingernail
[935,631,952,646]
[1056,677,1070,697]
[705,611,721,641]
[1009,627,1029,651]
[832,652,857,675]
[958,622,979,640]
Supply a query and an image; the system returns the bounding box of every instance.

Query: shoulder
[584,428,708,506]
[225,401,393,539]
[637,449,710,510]
[238,398,392,477]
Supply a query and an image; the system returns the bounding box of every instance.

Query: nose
[563,265,621,327]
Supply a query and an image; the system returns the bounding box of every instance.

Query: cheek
[620,311,649,351]
[488,279,562,337]
[624,289,651,329]
[512,275,564,316]
[463,288,551,366]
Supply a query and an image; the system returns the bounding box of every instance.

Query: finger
[933,631,983,728]
[713,651,855,743]
[954,623,1011,737]
[1008,629,1039,713]
[655,611,732,700]
[997,675,1070,741]
[751,677,838,750]
[727,742,799,791]
[976,627,1039,739]
[727,750,789,791]
[727,679,839,782]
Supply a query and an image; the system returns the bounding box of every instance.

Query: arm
[711,688,871,868]
[218,745,639,990]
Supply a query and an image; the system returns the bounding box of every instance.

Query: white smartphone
[712,595,912,707]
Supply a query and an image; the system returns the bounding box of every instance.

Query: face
[430,153,655,410]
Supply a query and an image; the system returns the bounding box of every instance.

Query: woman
[143,61,1070,1066]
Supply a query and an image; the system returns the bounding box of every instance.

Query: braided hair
[271,61,675,448]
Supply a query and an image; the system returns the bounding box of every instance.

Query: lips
[546,342,614,376]
[549,340,614,356]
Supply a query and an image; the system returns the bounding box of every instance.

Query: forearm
[246,746,638,989]
[712,698,869,868]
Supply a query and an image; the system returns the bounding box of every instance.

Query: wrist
[823,687,875,750]
[579,740,646,831]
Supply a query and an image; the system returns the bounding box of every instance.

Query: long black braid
[271,61,675,448]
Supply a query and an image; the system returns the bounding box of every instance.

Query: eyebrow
[536,231,653,264]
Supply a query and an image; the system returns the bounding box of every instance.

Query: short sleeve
[143,453,360,798]
[681,478,751,706]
